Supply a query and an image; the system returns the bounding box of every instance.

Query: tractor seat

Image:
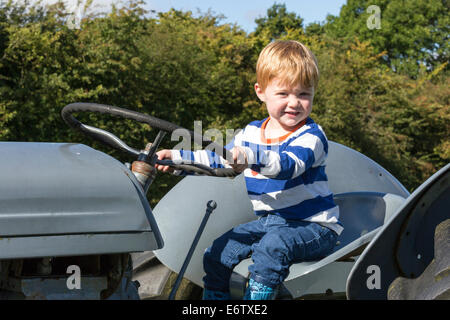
[230,191,406,298]
[332,192,406,259]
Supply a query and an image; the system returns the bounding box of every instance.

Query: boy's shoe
[202,288,231,300]
[243,278,277,300]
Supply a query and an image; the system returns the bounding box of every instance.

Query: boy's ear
[254,83,266,102]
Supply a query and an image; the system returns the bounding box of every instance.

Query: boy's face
[255,78,314,132]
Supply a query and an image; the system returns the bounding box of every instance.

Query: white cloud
[27,0,118,12]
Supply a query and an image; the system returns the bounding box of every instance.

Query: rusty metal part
[130,143,157,190]
[100,253,129,299]
[37,258,52,275]
[131,161,154,177]
[131,160,156,189]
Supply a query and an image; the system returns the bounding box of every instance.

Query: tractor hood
[0,142,158,238]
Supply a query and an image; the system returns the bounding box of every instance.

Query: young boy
[155,40,343,300]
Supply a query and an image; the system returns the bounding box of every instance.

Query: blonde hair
[256,40,319,91]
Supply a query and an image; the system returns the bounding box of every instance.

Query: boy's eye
[276,91,312,97]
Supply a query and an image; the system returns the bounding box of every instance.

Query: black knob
[207,200,217,210]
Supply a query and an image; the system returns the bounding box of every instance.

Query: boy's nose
[288,95,300,107]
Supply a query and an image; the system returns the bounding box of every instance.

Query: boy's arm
[168,130,244,175]
[241,131,327,180]
[170,148,228,170]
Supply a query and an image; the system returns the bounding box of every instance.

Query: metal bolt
[207,200,217,210]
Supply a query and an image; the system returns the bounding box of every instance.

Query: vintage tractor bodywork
[0,142,163,299]
[1,103,448,299]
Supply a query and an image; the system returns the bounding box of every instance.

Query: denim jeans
[203,214,338,291]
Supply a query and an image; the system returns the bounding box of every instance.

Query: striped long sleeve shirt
[171,117,343,235]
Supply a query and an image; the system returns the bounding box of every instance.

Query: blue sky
[35,0,347,33]
[145,0,347,32]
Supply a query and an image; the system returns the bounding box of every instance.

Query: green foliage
[324,0,450,78]
[311,37,449,188]
[253,3,304,40]
[0,0,448,204]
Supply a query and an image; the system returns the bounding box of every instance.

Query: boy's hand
[155,149,175,173]
[229,146,248,173]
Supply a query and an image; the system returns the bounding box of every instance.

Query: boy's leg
[202,218,266,298]
[245,216,338,299]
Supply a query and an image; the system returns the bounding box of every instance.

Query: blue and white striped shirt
[171,117,343,235]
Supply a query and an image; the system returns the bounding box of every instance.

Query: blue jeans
[203,214,338,291]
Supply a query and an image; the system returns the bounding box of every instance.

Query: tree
[1,0,448,197]
[324,0,450,77]
[311,36,449,190]
[253,3,304,40]
[304,21,325,37]
[0,1,258,205]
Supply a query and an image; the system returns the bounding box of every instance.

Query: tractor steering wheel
[61,102,238,177]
